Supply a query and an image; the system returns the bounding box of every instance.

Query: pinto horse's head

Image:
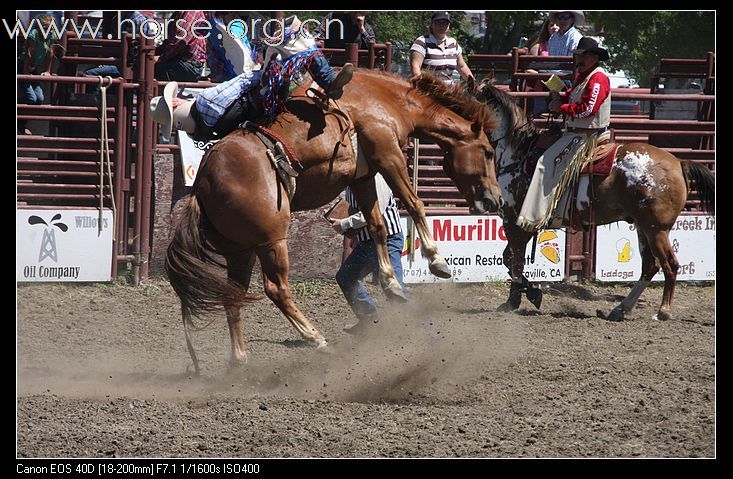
[442,120,504,214]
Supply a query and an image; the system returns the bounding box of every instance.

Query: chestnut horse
[165,71,501,371]
[475,81,714,322]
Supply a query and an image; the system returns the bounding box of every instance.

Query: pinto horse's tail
[165,196,252,322]
[682,162,716,215]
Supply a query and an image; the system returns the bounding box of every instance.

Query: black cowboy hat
[572,37,609,61]
[431,11,451,23]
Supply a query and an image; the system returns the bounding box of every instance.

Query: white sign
[177,88,219,186]
[178,131,219,186]
[17,209,114,282]
[595,216,716,282]
[400,215,566,283]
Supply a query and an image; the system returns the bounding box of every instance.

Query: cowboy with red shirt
[517,37,611,232]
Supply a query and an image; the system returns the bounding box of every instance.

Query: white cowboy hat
[150,81,177,138]
[550,10,585,27]
[172,100,197,135]
[263,15,315,60]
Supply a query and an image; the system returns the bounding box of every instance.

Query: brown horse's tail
[164,196,250,321]
[682,162,716,215]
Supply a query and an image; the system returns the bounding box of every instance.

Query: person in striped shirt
[410,11,474,85]
[330,174,406,333]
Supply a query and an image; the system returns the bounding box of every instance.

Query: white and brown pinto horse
[475,82,715,321]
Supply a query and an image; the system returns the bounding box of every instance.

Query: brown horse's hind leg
[647,230,679,321]
[607,229,660,322]
[256,239,328,347]
[224,251,257,366]
[349,177,406,302]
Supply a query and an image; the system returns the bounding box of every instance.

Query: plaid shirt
[195,70,262,126]
[157,11,207,64]
[546,26,582,74]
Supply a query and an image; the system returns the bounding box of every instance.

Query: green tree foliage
[481,11,544,54]
[586,11,715,87]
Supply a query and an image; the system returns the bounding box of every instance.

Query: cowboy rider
[516,37,611,232]
[151,15,354,141]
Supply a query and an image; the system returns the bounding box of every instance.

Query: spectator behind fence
[318,11,376,50]
[205,11,257,83]
[546,10,584,81]
[410,11,473,85]
[83,11,156,85]
[521,16,560,115]
[331,173,406,335]
[18,13,58,135]
[154,11,208,82]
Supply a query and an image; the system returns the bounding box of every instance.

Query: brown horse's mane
[477,79,537,152]
[357,69,497,133]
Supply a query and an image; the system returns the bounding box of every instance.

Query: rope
[98,76,116,237]
[243,122,303,172]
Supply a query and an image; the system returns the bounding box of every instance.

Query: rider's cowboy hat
[172,100,197,135]
[550,10,585,27]
[264,15,316,61]
[150,81,177,138]
[572,37,609,61]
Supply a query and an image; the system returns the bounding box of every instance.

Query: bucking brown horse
[165,71,501,371]
[475,81,715,322]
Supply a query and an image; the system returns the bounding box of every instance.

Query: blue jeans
[336,231,405,322]
[19,81,44,132]
[84,65,121,78]
[308,54,338,91]
[154,58,202,82]
[84,65,121,94]
[21,81,44,104]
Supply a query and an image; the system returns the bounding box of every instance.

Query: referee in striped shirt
[410,11,474,85]
[331,174,406,333]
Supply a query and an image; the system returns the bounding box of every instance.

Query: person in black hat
[410,11,474,85]
[516,37,612,232]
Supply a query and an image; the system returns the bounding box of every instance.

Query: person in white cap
[546,10,584,82]
[150,15,354,141]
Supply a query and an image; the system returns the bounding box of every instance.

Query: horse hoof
[429,258,452,279]
[384,284,409,303]
[526,287,543,309]
[653,311,671,321]
[315,338,329,348]
[497,301,518,312]
[606,308,626,322]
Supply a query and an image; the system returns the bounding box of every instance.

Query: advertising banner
[17,209,114,282]
[595,216,715,282]
[400,215,566,283]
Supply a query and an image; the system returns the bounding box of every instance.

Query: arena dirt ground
[17,277,715,458]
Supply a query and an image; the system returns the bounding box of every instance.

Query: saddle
[524,128,618,177]
[581,140,620,176]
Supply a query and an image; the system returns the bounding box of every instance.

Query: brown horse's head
[410,75,503,214]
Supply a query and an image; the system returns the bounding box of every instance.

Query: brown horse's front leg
[377,161,451,279]
[350,177,406,302]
